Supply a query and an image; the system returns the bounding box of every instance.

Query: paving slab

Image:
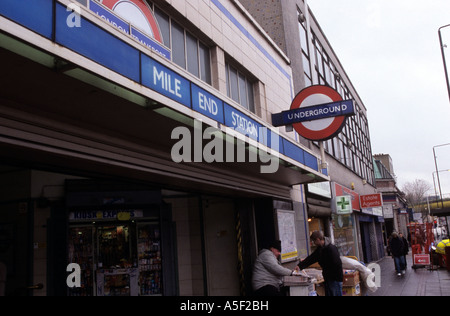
[368,254,450,296]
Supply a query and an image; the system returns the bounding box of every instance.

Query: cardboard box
[343,283,361,297]
[315,283,325,296]
[343,270,360,287]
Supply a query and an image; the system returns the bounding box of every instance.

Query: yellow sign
[281,251,299,261]
[117,212,131,221]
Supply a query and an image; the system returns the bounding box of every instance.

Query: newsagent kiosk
[65,183,167,296]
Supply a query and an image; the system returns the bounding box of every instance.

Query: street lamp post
[433,143,450,236]
[432,169,450,204]
[439,24,450,104]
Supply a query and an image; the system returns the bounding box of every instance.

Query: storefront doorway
[68,220,162,296]
[65,180,173,296]
[360,221,373,263]
[0,199,32,296]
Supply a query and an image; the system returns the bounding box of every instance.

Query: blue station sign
[89,0,171,60]
[272,99,355,127]
[272,85,356,141]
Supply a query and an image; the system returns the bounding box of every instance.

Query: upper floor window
[74,0,87,5]
[225,62,255,113]
[298,9,311,87]
[153,6,211,85]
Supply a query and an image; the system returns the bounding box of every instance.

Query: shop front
[305,182,333,244]
[358,214,385,263]
[331,183,386,263]
[65,184,165,296]
[332,182,360,259]
[68,221,161,296]
[359,195,386,263]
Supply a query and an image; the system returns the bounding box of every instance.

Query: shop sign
[414,254,431,266]
[336,196,352,214]
[399,208,409,214]
[361,207,383,217]
[372,207,383,217]
[276,210,298,262]
[69,210,143,221]
[307,181,332,198]
[360,194,383,209]
[142,54,265,143]
[224,103,263,142]
[334,182,360,211]
[88,0,171,59]
[191,84,224,124]
[142,55,191,107]
[383,205,394,219]
[272,85,355,141]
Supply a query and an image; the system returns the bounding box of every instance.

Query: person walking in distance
[399,232,409,270]
[389,232,406,276]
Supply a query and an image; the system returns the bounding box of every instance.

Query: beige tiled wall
[161,0,294,136]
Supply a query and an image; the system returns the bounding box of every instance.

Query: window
[298,9,312,87]
[226,63,255,113]
[311,33,376,184]
[154,8,170,48]
[298,17,309,55]
[199,43,212,84]
[171,21,186,68]
[312,33,341,89]
[186,32,199,77]
[318,102,375,185]
[152,5,211,85]
[74,0,87,6]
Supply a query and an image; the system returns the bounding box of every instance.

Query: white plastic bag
[340,256,378,293]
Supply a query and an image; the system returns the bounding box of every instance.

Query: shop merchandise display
[68,227,94,296]
[68,221,162,296]
[98,225,135,269]
[138,224,162,295]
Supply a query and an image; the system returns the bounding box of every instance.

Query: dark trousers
[254,285,283,296]
[324,280,343,296]
[394,256,406,272]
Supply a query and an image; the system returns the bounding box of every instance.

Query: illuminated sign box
[272,99,355,126]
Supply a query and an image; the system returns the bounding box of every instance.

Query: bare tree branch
[402,179,432,216]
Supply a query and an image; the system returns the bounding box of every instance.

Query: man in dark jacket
[297,231,343,296]
[389,232,406,276]
[399,232,409,269]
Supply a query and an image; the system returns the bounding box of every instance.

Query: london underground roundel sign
[289,85,353,141]
[101,0,163,43]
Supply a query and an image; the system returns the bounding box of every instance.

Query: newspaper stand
[408,223,434,270]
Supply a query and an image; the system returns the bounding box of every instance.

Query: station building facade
[240,0,385,263]
[0,0,328,296]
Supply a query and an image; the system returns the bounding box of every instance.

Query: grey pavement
[368,253,450,296]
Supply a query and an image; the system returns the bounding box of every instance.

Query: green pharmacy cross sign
[336,196,352,214]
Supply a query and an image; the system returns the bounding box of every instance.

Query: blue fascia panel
[0,0,53,39]
[282,138,305,166]
[141,54,192,108]
[55,3,140,82]
[304,151,319,172]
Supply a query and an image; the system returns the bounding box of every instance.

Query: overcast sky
[307,0,450,197]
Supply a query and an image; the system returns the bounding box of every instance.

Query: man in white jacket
[252,240,296,296]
